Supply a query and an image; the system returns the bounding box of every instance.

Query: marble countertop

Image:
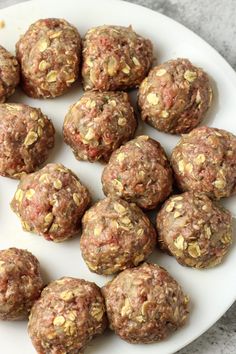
[0,0,235,353]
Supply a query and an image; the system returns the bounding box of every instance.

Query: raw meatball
[138,58,212,134]
[102,262,189,343]
[82,25,153,91]
[63,91,136,162]
[157,192,232,268]
[0,103,55,178]
[11,163,91,242]
[80,197,156,275]
[16,18,81,98]
[0,45,20,103]
[0,248,43,320]
[28,277,107,354]
[102,135,173,209]
[171,126,236,199]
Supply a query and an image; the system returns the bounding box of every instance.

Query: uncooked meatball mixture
[63,91,136,162]
[102,135,173,209]
[156,192,233,268]
[102,262,189,343]
[0,45,20,103]
[11,163,91,242]
[0,248,43,320]
[28,277,107,354]
[80,197,156,274]
[0,103,55,178]
[16,18,81,98]
[138,58,212,134]
[82,25,153,91]
[171,126,236,199]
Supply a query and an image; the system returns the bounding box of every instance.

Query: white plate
[0,0,236,353]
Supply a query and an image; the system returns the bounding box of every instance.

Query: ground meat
[102,135,173,209]
[0,45,20,103]
[80,197,156,275]
[102,262,189,343]
[0,248,43,320]
[16,18,81,98]
[11,163,91,242]
[171,126,236,199]
[82,25,153,91]
[63,91,136,162]
[156,192,232,268]
[138,58,212,134]
[28,277,107,354]
[0,103,55,178]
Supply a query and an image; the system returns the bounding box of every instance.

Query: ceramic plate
[0,0,235,353]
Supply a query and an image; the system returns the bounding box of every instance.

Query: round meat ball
[0,248,43,320]
[63,91,136,162]
[0,103,55,178]
[171,126,236,199]
[82,25,153,91]
[102,135,173,209]
[138,58,212,134]
[16,18,81,98]
[156,192,232,268]
[0,45,20,103]
[28,277,107,354]
[102,262,189,343]
[11,163,91,242]
[80,197,156,275]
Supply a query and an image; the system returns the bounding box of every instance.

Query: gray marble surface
[0,0,235,353]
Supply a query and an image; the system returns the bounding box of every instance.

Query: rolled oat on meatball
[16,18,81,98]
[171,126,236,199]
[63,91,136,162]
[0,103,55,178]
[138,58,212,134]
[28,277,107,354]
[102,135,173,209]
[157,192,232,268]
[103,262,189,343]
[11,163,91,242]
[0,248,43,321]
[82,25,153,91]
[80,197,156,275]
[0,45,20,103]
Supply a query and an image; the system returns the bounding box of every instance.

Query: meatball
[102,135,173,209]
[138,58,212,134]
[0,103,55,178]
[16,18,81,98]
[0,248,43,320]
[102,262,189,343]
[28,277,107,354]
[80,197,156,275]
[63,91,136,162]
[82,25,153,91]
[11,163,91,242]
[0,45,20,103]
[171,126,236,199]
[157,192,232,268]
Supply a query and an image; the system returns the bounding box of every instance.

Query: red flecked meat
[138,58,212,134]
[0,248,43,320]
[0,103,55,178]
[102,135,173,209]
[0,45,20,103]
[11,163,91,242]
[102,263,189,343]
[63,91,136,162]
[82,25,153,91]
[28,277,107,354]
[16,18,81,98]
